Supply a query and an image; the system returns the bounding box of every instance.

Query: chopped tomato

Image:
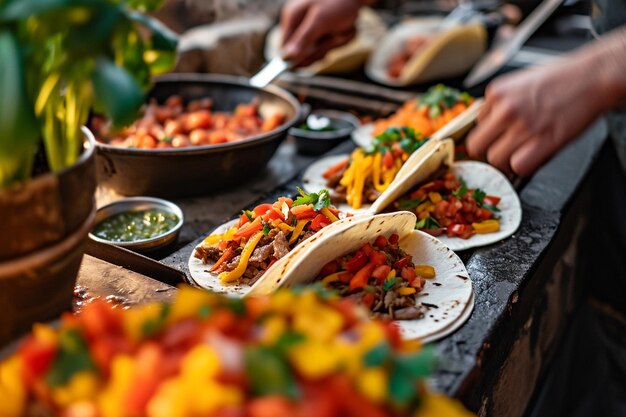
[361,243,374,256]
[349,264,376,291]
[484,195,501,206]
[320,261,339,276]
[401,266,416,282]
[368,250,387,266]
[237,212,251,228]
[233,217,263,239]
[393,256,412,270]
[20,337,56,385]
[371,265,391,282]
[362,293,376,309]
[253,203,273,217]
[310,214,331,232]
[382,151,394,169]
[388,233,400,245]
[373,235,388,249]
[344,251,368,273]
[291,204,317,220]
[247,396,294,417]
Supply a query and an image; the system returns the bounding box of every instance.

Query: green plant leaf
[0,0,95,21]
[124,10,178,51]
[244,347,300,399]
[91,58,144,129]
[0,31,39,188]
[45,328,96,387]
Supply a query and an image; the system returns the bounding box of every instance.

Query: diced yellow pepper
[168,286,216,323]
[260,316,287,344]
[289,219,310,244]
[321,272,343,286]
[289,341,340,379]
[33,323,57,344]
[417,202,432,213]
[52,371,99,406]
[387,269,397,279]
[181,346,221,380]
[428,192,442,203]
[278,222,295,233]
[0,357,26,417]
[414,265,436,279]
[356,368,388,403]
[321,207,339,223]
[472,219,500,234]
[219,232,263,283]
[398,287,416,295]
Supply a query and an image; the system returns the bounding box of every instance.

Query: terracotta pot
[0,128,96,345]
[0,128,97,260]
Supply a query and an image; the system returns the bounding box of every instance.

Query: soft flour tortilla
[265,8,386,75]
[248,211,473,342]
[302,139,441,214]
[188,214,365,296]
[366,17,487,86]
[351,99,484,149]
[371,139,522,251]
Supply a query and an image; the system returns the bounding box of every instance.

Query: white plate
[431,161,521,251]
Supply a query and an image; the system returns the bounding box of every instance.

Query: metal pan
[95,73,301,197]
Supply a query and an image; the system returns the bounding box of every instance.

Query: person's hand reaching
[280,0,368,67]
[466,28,626,177]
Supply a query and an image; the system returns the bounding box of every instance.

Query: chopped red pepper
[349,264,376,291]
[371,265,391,282]
[393,256,412,270]
[388,233,400,245]
[368,250,387,266]
[344,250,368,273]
[310,214,331,232]
[374,235,388,249]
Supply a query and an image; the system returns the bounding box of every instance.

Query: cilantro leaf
[313,189,331,210]
[415,217,440,230]
[472,189,486,205]
[244,347,300,399]
[419,84,471,119]
[46,329,96,387]
[293,187,331,211]
[383,277,399,292]
[484,204,500,213]
[243,210,254,222]
[364,342,392,367]
[262,220,271,236]
[369,127,426,156]
[452,182,468,198]
[397,197,424,210]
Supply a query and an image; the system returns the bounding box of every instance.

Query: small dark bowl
[290,110,360,155]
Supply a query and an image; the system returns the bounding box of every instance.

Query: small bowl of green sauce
[90,197,184,252]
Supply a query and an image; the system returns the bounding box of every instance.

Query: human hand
[466,25,626,177]
[280,0,366,67]
[466,55,608,177]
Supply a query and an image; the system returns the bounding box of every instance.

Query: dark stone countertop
[155,116,606,416]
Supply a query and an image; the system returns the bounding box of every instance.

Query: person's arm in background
[466,26,626,177]
[281,0,374,67]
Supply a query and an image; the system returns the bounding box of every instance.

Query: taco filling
[194,189,342,285]
[323,127,427,209]
[317,233,435,320]
[394,168,502,239]
[373,84,473,137]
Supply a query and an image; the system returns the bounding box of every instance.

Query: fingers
[295,27,356,67]
[281,0,309,48]
[510,130,562,177]
[282,5,322,62]
[485,122,530,175]
[465,101,513,159]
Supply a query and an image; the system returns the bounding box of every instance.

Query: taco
[351,85,481,149]
[371,139,522,251]
[248,211,473,342]
[303,127,450,213]
[264,8,386,75]
[366,17,487,86]
[189,189,359,295]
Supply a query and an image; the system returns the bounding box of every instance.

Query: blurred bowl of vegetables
[0,285,474,417]
[89,197,183,252]
[93,73,301,197]
[290,109,360,155]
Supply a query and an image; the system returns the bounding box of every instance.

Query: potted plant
[0,0,177,345]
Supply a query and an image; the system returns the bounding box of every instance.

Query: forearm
[573,25,626,112]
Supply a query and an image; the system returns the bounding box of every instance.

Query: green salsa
[93,209,179,243]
